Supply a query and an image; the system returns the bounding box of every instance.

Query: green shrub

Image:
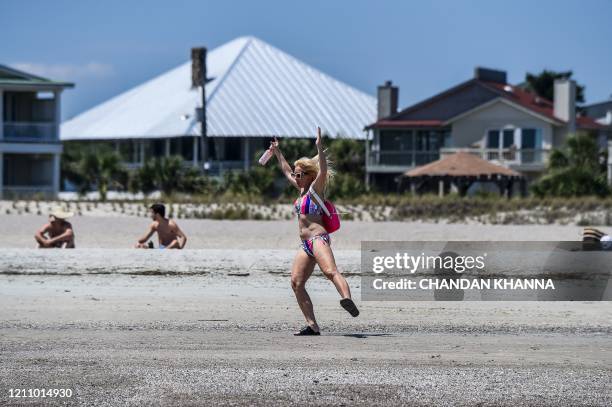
[62,143,127,201]
[531,133,609,197]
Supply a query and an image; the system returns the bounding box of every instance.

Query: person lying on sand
[135,203,187,249]
[34,208,76,248]
[582,227,612,250]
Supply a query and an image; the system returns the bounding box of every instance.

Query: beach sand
[1,215,611,406]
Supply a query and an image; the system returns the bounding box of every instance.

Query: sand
[2,213,590,249]
[1,214,611,406]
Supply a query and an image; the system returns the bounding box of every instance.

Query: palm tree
[64,144,126,201]
[133,155,203,197]
[532,133,609,197]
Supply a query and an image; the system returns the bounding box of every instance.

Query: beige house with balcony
[0,64,73,198]
[365,67,603,191]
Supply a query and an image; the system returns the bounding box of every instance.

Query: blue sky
[2,0,611,121]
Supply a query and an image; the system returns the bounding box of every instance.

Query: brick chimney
[377,80,398,119]
[191,47,208,169]
[474,67,507,84]
[553,79,576,133]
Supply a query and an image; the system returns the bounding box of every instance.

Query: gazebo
[402,152,526,197]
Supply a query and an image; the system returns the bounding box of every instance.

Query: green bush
[62,143,127,201]
[131,156,220,197]
[531,133,609,197]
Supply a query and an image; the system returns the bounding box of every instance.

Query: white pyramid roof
[61,36,375,140]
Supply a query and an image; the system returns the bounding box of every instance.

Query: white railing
[2,122,57,142]
[367,151,440,167]
[440,148,550,165]
[366,148,550,169]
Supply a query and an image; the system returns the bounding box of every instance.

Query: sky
[2,0,611,121]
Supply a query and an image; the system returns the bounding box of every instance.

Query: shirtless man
[34,209,76,248]
[135,203,187,249]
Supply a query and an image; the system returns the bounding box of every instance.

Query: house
[583,98,612,142]
[583,98,612,183]
[583,98,612,127]
[365,67,603,191]
[0,64,73,198]
[61,36,376,174]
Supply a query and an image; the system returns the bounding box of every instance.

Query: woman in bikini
[269,127,359,336]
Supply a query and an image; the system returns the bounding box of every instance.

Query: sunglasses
[290,172,308,179]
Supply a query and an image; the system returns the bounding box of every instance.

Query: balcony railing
[121,159,244,175]
[440,148,550,166]
[367,151,440,167]
[2,122,57,142]
[367,148,550,170]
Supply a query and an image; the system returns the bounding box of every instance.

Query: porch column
[364,130,370,189]
[53,90,61,141]
[438,179,444,197]
[520,178,527,197]
[131,141,137,164]
[608,140,612,186]
[192,136,199,167]
[139,141,145,164]
[0,90,4,140]
[0,152,4,200]
[374,130,381,165]
[52,153,60,197]
[243,137,250,170]
[165,138,170,157]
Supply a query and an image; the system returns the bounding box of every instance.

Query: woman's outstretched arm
[312,127,327,194]
[271,137,299,189]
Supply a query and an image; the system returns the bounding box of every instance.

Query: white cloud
[10,62,115,80]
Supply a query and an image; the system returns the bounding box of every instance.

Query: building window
[170,137,195,161]
[117,141,137,163]
[374,129,449,167]
[486,129,516,149]
[485,127,543,162]
[224,138,242,161]
[380,130,414,150]
[3,154,54,186]
[520,128,543,163]
[416,130,447,164]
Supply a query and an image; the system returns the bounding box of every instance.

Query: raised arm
[312,127,327,194]
[270,137,299,189]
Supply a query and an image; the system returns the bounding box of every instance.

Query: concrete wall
[450,100,554,149]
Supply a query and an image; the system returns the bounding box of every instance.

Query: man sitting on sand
[34,208,76,248]
[135,203,187,249]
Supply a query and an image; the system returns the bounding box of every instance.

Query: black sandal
[340,298,360,317]
[294,326,321,336]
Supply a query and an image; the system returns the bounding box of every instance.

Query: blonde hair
[294,153,335,185]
